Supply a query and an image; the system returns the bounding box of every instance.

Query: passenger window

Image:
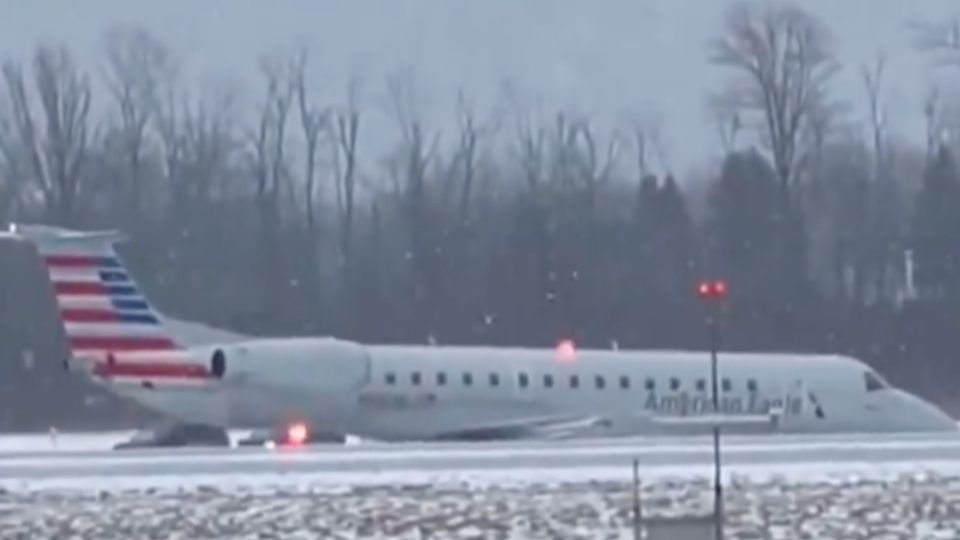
[436,372,447,386]
[595,375,605,390]
[695,379,706,392]
[463,372,473,386]
[489,373,500,387]
[645,378,655,391]
[411,372,421,386]
[747,379,758,393]
[518,373,529,388]
[670,377,680,391]
[385,372,396,385]
[722,378,732,392]
[619,376,630,389]
[570,375,580,389]
[864,371,887,392]
[544,374,554,388]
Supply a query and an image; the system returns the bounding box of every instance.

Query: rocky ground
[1,472,960,539]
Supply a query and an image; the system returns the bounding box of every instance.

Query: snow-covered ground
[3,431,960,538]
[0,430,260,454]
[2,470,959,539]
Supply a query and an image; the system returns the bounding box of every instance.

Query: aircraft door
[770,378,820,431]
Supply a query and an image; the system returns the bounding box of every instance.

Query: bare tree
[250,56,294,222]
[149,49,185,213]
[385,70,442,336]
[862,53,888,181]
[101,25,172,216]
[246,55,295,321]
[180,85,237,205]
[0,44,91,224]
[503,87,547,191]
[923,86,943,163]
[710,1,838,195]
[330,79,360,267]
[385,69,441,225]
[291,48,327,231]
[449,90,500,220]
[555,116,622,208]
[709,100,741,156]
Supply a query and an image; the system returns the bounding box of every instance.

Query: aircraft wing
[428,413,614,441]
[427,407,786,441]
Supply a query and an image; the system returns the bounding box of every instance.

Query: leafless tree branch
[709,0,838,193]
[0,44,91,224]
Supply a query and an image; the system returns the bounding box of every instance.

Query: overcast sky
[1,0,958,179]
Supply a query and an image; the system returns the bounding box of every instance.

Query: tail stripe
[97,270,129,282]
[55,296,151,311]
[69,336,178,352]
[61,309,160,324]
[92,361,210,379]
[53,282,139,296]
[45,255,121,269]
[112,298,150,310]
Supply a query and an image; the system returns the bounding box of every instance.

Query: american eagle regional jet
[4,224,956,443]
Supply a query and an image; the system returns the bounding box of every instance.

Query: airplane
[3,223,957,446]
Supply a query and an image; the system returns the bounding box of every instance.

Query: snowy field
[2,468,960,539]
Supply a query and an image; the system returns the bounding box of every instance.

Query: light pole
[698,279,726,540]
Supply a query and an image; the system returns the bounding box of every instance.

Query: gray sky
[1,0,958,179]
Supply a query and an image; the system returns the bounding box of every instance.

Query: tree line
[2,1,960,428]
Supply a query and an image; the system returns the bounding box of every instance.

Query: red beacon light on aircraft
[697,280,727,300]
[286,422,309,447]
[556,339,577,363]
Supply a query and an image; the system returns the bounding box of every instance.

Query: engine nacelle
[204,337,370,390]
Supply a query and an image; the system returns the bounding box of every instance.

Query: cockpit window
[864,370,888,392]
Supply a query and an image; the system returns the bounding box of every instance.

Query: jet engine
[202,337,370,389]
[200,337,370,432]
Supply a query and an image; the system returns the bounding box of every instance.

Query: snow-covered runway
[4,430,960,489]
[3,432,960,538]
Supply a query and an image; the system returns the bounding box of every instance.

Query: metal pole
[632,457,642,540]
[709,310,724,540]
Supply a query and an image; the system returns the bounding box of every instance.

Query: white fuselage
[97,339,958,440]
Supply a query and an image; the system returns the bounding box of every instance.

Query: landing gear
[113,422,230,450]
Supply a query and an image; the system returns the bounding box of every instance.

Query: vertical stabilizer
[7,224,208,381]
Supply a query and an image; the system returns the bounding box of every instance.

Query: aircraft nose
[893,389,958,432]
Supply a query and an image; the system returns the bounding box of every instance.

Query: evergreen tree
[912,146,960,301]
[706,150,811,346]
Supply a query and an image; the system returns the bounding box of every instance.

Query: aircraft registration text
[359,391,437,409]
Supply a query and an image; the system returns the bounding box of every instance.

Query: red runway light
[698,280,727,300]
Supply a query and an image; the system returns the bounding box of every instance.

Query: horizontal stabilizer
[4,223,127,244]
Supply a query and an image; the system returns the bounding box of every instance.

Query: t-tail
[7,223,211,384]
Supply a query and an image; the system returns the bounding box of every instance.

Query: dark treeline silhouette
[2,1,960,429]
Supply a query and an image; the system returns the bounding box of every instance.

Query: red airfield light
[556,339,577,363]
[697,280,728,300]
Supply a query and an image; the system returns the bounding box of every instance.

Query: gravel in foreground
[1,472,960,539]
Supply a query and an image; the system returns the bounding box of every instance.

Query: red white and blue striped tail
[9,224,210,383]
